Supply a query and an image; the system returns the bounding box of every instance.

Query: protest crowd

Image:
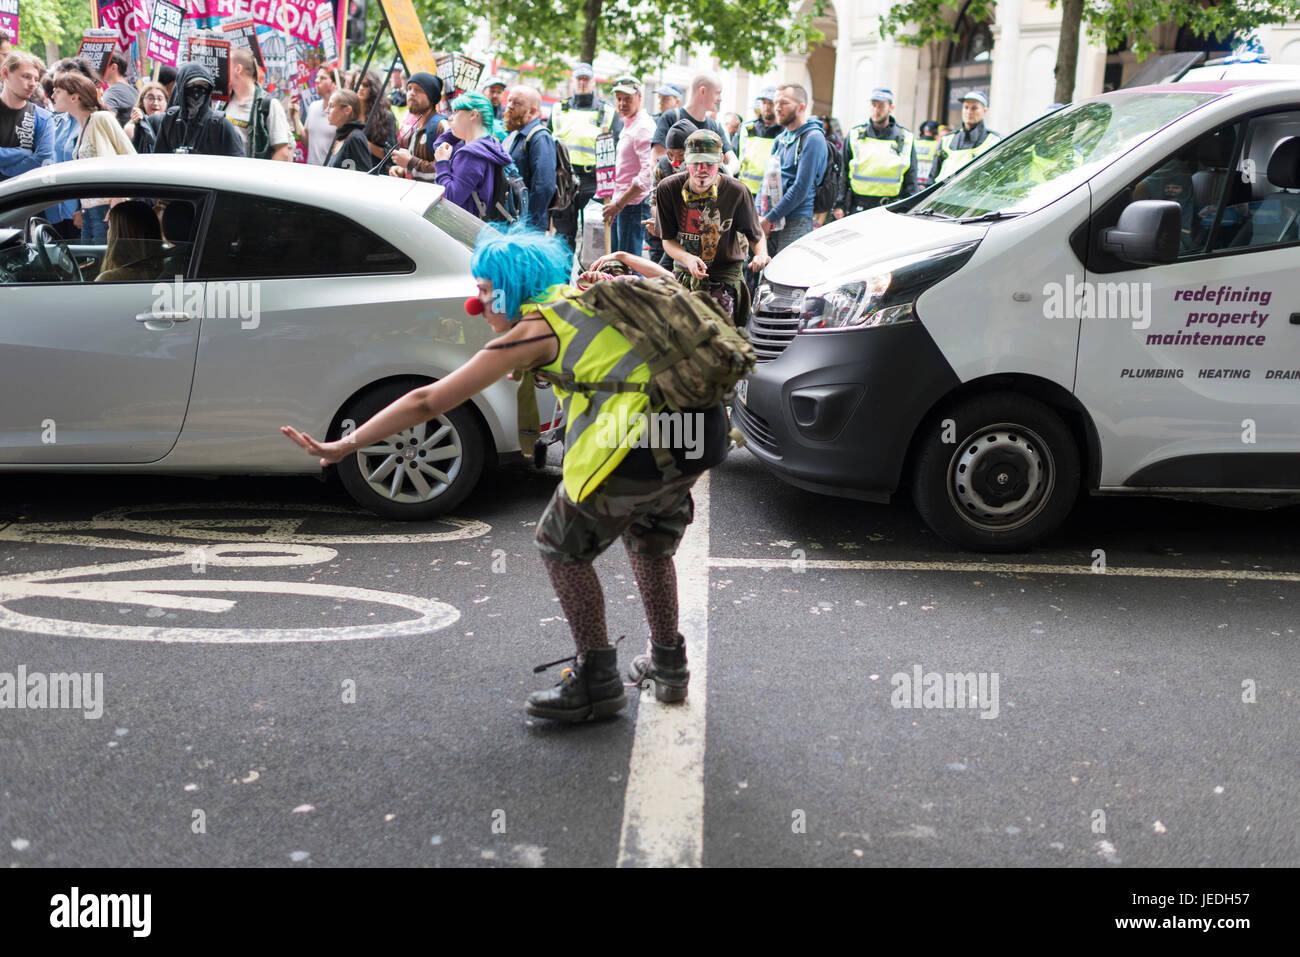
[1,6,1004,324]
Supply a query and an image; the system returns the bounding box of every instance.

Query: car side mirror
[1100,199,1180,265]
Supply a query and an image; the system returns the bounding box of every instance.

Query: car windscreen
[909,92,1221,220]
[424,196,485,250]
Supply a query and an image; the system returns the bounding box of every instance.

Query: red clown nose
[464,296,484,315]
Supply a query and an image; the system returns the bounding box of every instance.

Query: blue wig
[470,224,571,321]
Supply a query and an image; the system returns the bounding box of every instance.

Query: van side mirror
[1100,200,1180,265]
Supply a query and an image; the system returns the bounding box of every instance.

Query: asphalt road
[0,447,1296,867]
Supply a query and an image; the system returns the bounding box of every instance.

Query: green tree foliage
[18,0,93,58]
[352,0,479,73]
[482,0,825,85]
[880,0,1300,103]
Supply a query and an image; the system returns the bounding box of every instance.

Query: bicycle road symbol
[0,503,489,644]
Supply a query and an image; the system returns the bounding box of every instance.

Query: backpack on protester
[523,125,577,212]
[472,162,526,224]
[513,277,756,459]
[794,127,843,216]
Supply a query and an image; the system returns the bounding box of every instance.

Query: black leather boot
[526,646,627,721]
[628,634,689,703]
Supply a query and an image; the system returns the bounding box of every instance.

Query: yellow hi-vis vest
[914,136,939,183]
[935,129,1001,181]
[522,286,656,502]
[551,100,613,167]
[848,126,914,197]
[738,122,776,195]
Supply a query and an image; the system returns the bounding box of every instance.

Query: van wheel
[334,382,486,521]
[911,392,1080,552]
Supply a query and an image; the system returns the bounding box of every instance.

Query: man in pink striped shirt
[601,74,656,255]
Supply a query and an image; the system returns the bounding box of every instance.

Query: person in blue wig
[282,226,728,722]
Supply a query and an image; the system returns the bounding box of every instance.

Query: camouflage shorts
[535,472,699,564]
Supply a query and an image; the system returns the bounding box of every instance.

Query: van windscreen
[910,93,1219,220]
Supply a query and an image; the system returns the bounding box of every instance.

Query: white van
[737,80,1300,551]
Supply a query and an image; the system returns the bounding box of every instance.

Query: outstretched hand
[281,426,349,467]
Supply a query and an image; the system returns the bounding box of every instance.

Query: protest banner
[78,29,121,76]
[97,0,151,51]
[435,53,483,100]
[146,0,185,66]
[0,0,19,46]
[187,35,232,100]
[594,131,616,199]
[221,18,264,66]
[379,0,437,75]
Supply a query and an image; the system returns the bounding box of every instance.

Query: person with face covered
[146,63,243,157]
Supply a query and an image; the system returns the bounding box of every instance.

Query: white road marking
[0,579,460,643]
[707,556,1300,582]
[617,472,709,868]
[0,502,490,549]
[0,505,478,643]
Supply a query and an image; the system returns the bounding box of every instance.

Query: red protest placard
[77,29,120,77]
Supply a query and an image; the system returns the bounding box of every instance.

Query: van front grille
[748,282,806,362]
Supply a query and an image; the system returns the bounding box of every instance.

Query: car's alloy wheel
[335,382,486,520]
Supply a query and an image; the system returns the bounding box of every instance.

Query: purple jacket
[434,132,512,216]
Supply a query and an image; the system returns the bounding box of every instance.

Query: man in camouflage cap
[653,129,770,325]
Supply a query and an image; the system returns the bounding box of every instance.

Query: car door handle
[136,312,195,322]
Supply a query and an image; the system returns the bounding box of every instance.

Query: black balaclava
[183,80,211,123]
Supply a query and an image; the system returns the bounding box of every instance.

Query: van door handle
[136,312,195,322]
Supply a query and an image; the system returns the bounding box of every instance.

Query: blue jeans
[81,205,110,243]
[765,214,814,258]
[612,200,649,256]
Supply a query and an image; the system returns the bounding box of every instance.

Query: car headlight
[797,241,981,333]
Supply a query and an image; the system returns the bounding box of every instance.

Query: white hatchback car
[0,155,555,519]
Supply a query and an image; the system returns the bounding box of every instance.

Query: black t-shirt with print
[0,100,34,150]
[655,169,762,267]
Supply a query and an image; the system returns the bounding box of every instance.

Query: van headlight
[797,241,981,333]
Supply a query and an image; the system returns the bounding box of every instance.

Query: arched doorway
[781,0,839,119]
[943,1,993,128]
[806,1,838,118]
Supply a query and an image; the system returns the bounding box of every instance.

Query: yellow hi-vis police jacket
[737,121,777,195]
[551,99,614,168]
[848,125,914,197]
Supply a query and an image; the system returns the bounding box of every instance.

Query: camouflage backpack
[515,277,755,462]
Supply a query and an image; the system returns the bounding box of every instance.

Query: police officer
[931,90,1001,182]
[832,88,918,219]
[914,119,940,189]
[550,62,616,255]
[736,87,780,199]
